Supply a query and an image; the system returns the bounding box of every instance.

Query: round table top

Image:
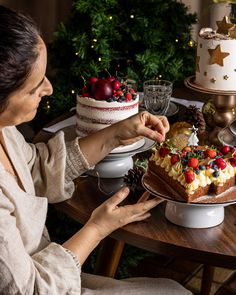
[53,174,236,269]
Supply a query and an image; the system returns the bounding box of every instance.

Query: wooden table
[55,175,236,295]
[33,87,236,295]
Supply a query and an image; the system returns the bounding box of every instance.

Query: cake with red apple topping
[148,143,236,203]
[76,76,139,137]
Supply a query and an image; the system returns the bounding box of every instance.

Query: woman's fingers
[155,115,170,133]
[137,191,151,203]
[104,186,130,208]
[138,111,170,142]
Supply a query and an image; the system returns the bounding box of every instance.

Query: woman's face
[0,39,53,128]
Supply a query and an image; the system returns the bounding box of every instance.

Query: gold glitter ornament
[166,121,192,150]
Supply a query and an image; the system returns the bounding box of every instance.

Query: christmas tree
[34,0,197,128]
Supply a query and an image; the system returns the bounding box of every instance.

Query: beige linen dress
[0,126,192,295]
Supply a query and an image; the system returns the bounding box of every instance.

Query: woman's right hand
[85,187,162,240]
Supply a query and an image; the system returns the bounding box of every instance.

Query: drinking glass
[143,80,173,115]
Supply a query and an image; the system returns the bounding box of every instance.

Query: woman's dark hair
[0,5,41,113]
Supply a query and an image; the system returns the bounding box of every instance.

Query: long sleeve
[0,189,81,295]
[3,126,94,203]
[0,127,89,293]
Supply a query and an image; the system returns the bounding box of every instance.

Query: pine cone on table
[184,105,206,134]
[124,157,149,195]
[124,166,146,193]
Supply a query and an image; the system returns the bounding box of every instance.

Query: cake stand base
[165,201,224,228]
[87,155,134,178]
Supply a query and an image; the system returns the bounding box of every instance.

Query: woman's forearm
[62,223,102,266]
[78,124,119,167]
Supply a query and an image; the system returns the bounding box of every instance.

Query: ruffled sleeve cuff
[65,137,95,181]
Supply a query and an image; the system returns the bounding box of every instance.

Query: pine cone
[184,105,206,134]
[124,166,146,193]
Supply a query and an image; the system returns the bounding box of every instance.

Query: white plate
[139,101,179,117]
[87,138,155,178]
[110,138,145,154]
[142,171,236,205]
[108,138,155,157]
[165,101,179,117]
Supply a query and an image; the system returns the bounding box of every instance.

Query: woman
[0,5,192,295]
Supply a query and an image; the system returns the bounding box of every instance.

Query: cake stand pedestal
[165,201,225,228]
[142,172,236,229]
[86,138,155,195]
[185,76,236,145]
[87,153,134,178]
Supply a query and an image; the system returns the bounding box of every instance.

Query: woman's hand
[111,111,169,147]
[79,110,169,167]
[85,187,162,240]
[63,187,162,265]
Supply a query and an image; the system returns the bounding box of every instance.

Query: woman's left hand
[112,111,169,146]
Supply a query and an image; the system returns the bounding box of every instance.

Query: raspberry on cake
[148,143,236,203]
[76,77,139,137]
[195,16,236,91]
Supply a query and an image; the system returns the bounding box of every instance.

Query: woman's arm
[63,188,160,265]
[79,111,169,167]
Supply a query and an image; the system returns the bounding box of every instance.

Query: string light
[188,40,194,47]
[98,57,102,61]
[46,101,50,110]
[109,16,112,20]
[71,90,75,94]
[75,52,79,55]
[175,39,179,42]
[130,14,134,19]
[93,39,97,42]
[158,74,162,78]
[91,45,94,48]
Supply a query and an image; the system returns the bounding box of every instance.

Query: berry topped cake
[147,142,236,202]
[76,76,139,137]
[195,16,236,91]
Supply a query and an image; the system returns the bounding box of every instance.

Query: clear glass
[143,80,173,115]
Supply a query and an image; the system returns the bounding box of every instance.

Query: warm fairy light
[93,39,97,42]
[71,90,75,94]
[188,40,194,47]
[175,39,179,42]
[109,16,112,20]
[75,52,79,55]
[130,14,134,19]
[98,57,102,61]
[91,45,94,48]
[158,74,162,78]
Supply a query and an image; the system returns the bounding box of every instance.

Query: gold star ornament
[208,45,229,66]
[216,16,235,35]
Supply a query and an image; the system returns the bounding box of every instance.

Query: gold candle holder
[185,76,236,145]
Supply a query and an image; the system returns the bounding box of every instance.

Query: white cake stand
[142,172,236,229]
[87,138,155,178]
